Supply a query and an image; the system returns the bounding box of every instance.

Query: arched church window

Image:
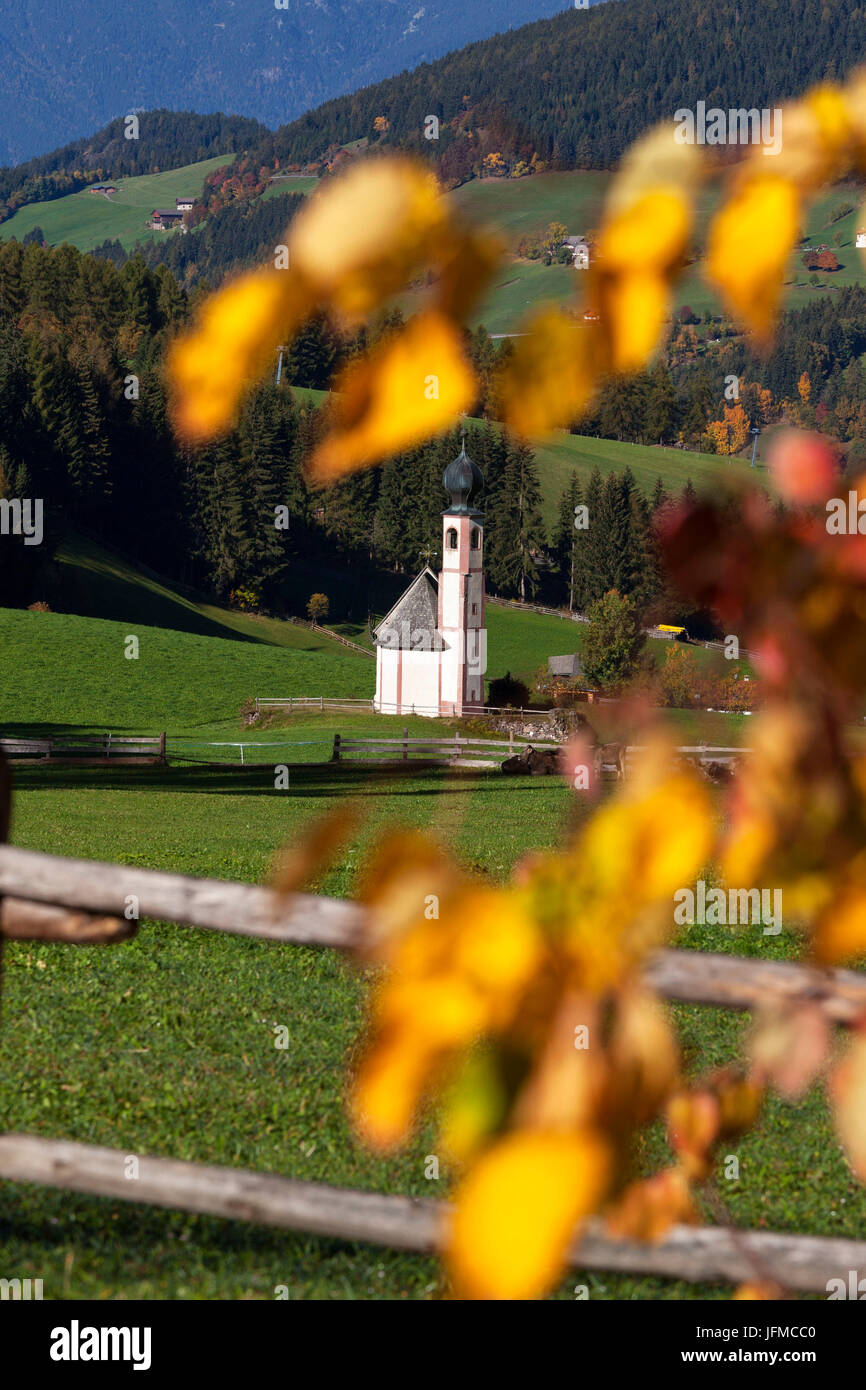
[447,527,458,550]
[470,527,481,549]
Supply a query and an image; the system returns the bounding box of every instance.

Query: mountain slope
[0,0,580,165]
[268,0,866,171]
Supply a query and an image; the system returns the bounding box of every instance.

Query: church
[373,435,486,717]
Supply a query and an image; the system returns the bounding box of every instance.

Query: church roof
[373,567,446,650]
[443,434,483,515]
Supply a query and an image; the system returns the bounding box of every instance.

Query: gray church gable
[373,568,447,651]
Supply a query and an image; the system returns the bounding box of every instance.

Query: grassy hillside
[530,433,766,527]
[46,533,374,652]
[0,156,232,252]
[283,386,755,529]
[1,524,751,746]
[441,169,866,329]
[8,155,865,329]
[0,607,370,734]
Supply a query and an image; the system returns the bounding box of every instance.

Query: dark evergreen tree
[553,471,582,609]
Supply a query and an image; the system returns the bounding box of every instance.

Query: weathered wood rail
[332,733,750,775]
[0,733,166,765]
[332,730,560,767]
[0,1133,861,1294]
[253,695,562,718]
[0,843,863,1020]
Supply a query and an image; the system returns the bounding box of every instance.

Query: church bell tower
[438,431,486,715]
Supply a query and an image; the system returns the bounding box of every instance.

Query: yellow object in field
[657,624,686,635]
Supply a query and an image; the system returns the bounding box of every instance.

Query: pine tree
[0,242,25,321]
[553,471,582,608]
[487,441,545,600]
[574,466,603,609]
[237,385,288,595]
[645,362,679,443]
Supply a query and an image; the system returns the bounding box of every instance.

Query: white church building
[373,435,486,717]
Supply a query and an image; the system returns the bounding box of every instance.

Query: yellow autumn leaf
[288,157,447,320]
[378,975,489,1044]
[706,172,800,340]
[168,269,309,442]
[830,1030,866,1181]
[447,1129,610,1299]
[307,312,475,481]
[593,189,691,372]
[605,125,702,221]
[597,272,671,374]
[814,882,866,964]
[766,85,854,193]
[608,985,680,1125]
[599,189,691,272]
[499,307,603,439]
[350,1034,435,1151]
[451,890,544,1013]
[359,829,458,959]
[581,754,713,905]
[732,1281,783,1301]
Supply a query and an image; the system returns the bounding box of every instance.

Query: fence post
[159,732,166,765]
[509,728,514,755]
[403,727,409,762]
[332,734,341,763]
[320,695,324,712]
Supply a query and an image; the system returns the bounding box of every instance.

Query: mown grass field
[0,156,233,252]
[0,592,855,1300]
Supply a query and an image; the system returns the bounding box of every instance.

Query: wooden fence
[332,731,559,768]
[1,775,864,1296]
[0,733,166,766]
[254,696,570,719]
[332,733,750,775]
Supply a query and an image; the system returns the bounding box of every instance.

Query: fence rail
[0,843,859,1017]
[308,622,375,657]
[254,696,565,719]
[332,734,751,772]
[333,731,560,766]
[0,1132,860,1294]
[0,734,166,765]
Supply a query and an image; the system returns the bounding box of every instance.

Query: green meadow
[0,156,233,252]
[7,160,865,331]
[0,585,849,1300]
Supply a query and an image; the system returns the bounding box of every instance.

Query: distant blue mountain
[0,0,589,165]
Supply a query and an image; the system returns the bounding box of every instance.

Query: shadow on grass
[6,760,553,799]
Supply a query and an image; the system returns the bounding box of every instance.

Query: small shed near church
[548,654,583,677]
